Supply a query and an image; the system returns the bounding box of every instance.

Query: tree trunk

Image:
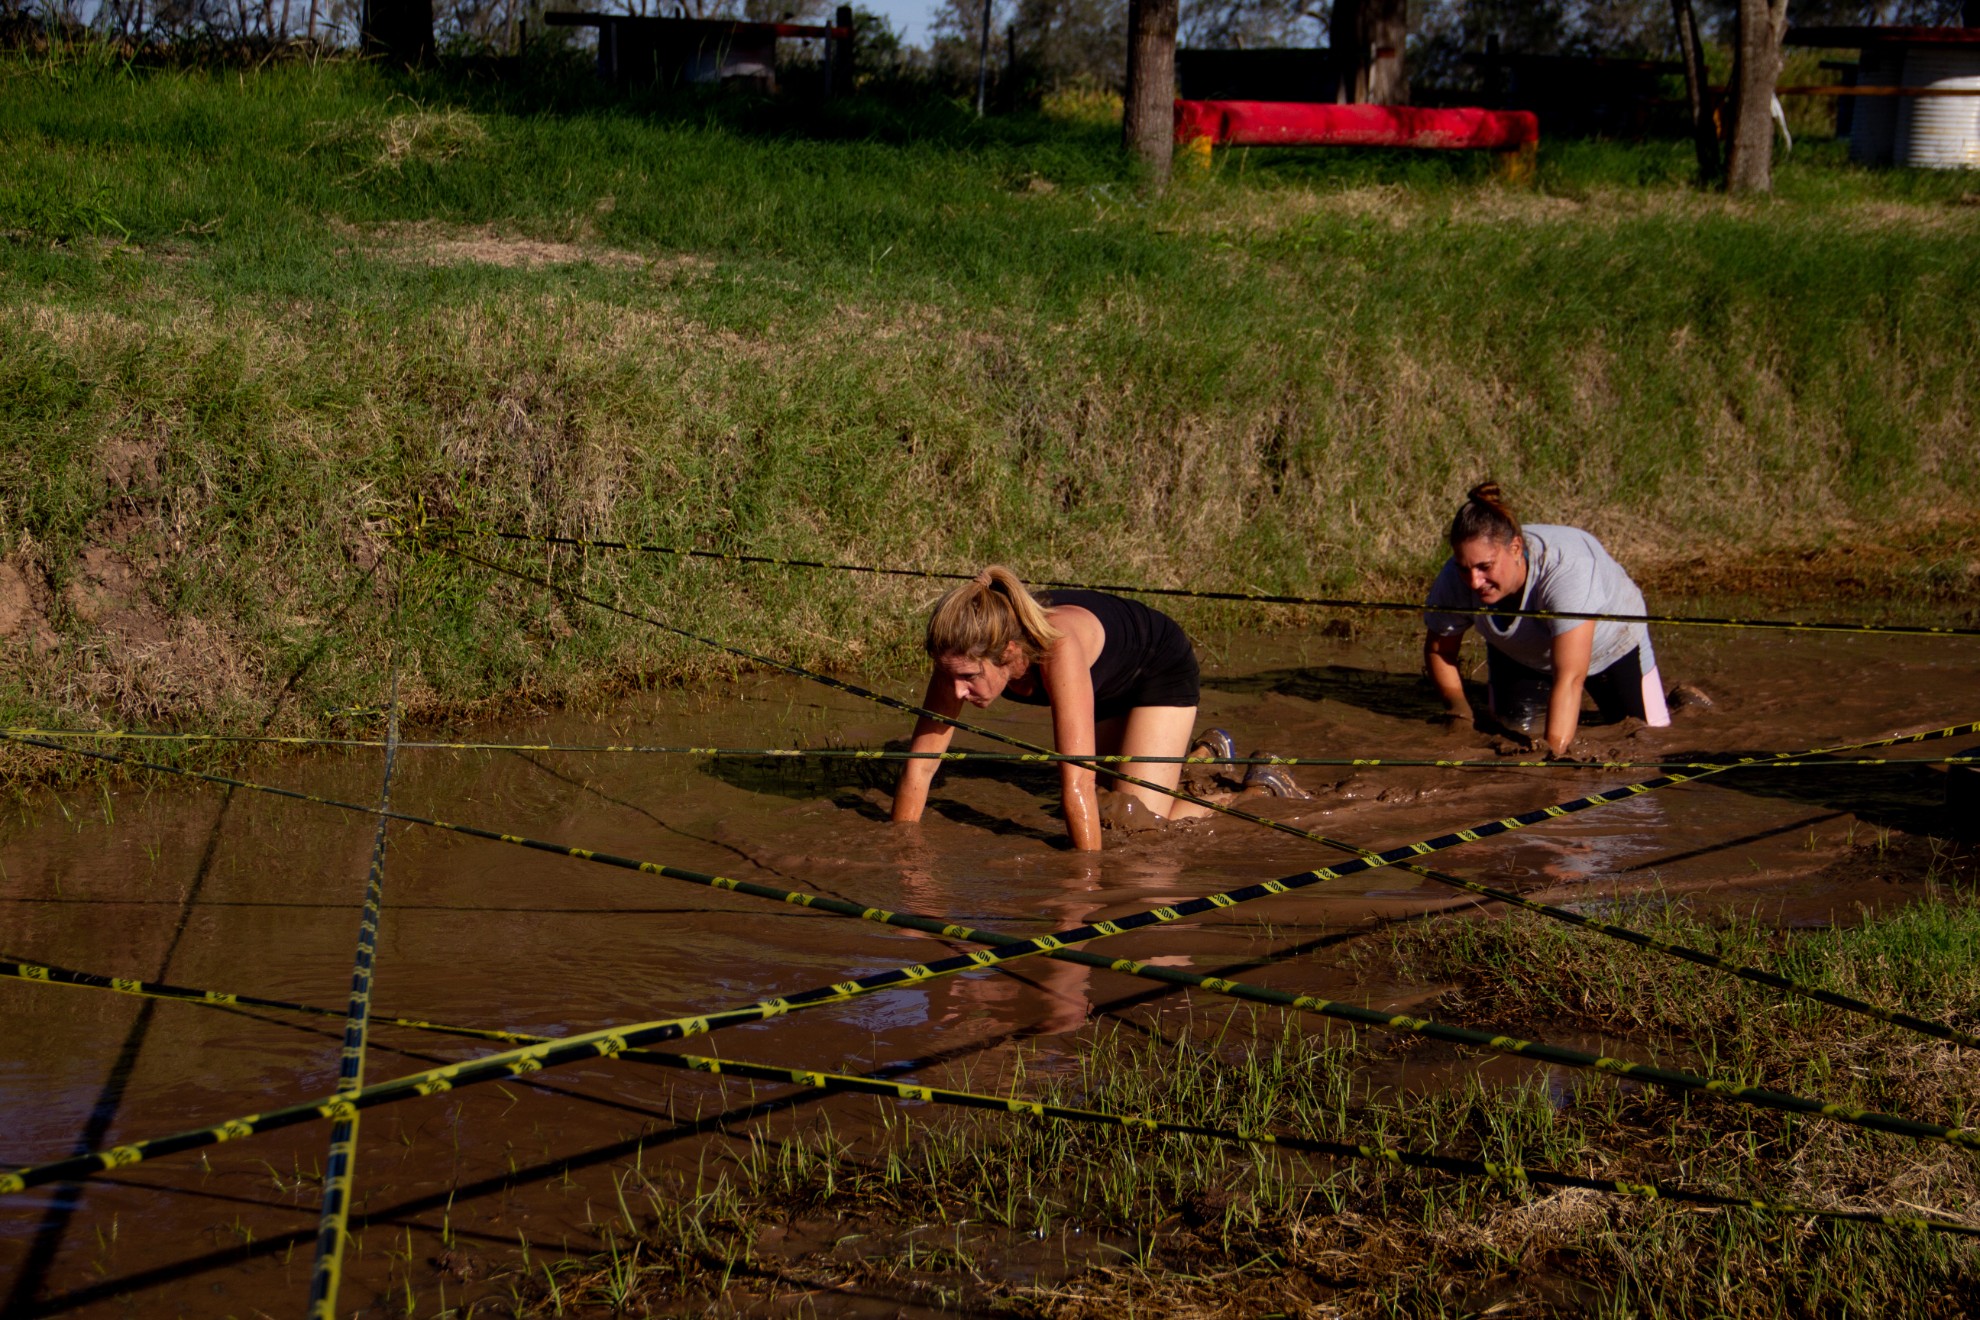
[362,0,435,65]
[1670,0,1721,184]
[1122,0,1179,188]
[974,0,991,116]
[1331,0,1408,105]
[1725,0,1789,193]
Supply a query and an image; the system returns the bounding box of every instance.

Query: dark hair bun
[1448,480,1520,547]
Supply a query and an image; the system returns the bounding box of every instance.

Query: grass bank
[3,50,1978,740]
[473,840,1979,1317]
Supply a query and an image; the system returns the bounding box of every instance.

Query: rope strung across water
[5,954,1971,1239]
[10,729,1980,1163]
[306,680,399,1320]
[9,725,1973,772]
[13,715,1980,1058]
[9,801,1980,1201]
[403,524,1980,638]
[426,545,1980,1030]
[0,956,535,1045]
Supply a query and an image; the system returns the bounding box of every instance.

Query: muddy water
[2,623,1975,1316]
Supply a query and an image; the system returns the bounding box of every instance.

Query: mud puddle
[1,621,1975,1314]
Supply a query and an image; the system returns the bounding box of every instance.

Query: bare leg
[1108,705,1216,820]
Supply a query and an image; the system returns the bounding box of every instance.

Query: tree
[1670,0,1721,183]
[929,0,1125,95]
[1180,0,1325,49]
[362,0,433,63]
[1724,0,1788,192]
[1123,0,1179,184]
[1332,0,1406,103]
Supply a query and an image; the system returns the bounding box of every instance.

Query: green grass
[2,48,1978,736]
[485,844,1980,1316]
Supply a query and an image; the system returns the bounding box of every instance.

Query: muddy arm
[1424,631,1470,721]
[1045,641,1102,853]
[891,672,959,824]
[1545,622,1595,756]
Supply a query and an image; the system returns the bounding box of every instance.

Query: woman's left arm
[1546,622,1595,757]
[1043,635,1103,852]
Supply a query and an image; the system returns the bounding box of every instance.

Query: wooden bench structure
[544,8,854,94]
[1173,100,1540,177]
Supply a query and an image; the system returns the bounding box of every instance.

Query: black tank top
[1003,590,1185,714]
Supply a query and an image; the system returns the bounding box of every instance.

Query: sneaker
[1242,757,1313,800]
[1187,727,1237,768]
[1185,727,1242,790]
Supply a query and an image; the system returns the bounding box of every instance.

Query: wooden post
[833,4,854,96]
[975,0,992,116]
[361,0,435,65]
[1004,21,1016,112]
[1670,0,1721,184]
[1331,0,1407,105]
[1493,140,1537,186]
[1725,0,1788,193]
[1123,0,1179,187]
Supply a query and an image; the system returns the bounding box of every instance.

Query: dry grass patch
[345,220,704,273]
[308,103,488,178]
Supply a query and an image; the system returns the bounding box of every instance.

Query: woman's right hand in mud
[1433,707,1473,735]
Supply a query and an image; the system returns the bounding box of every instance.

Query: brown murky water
[2,622,1975,1316]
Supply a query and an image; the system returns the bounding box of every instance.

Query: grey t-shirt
[1423,524,1654,676]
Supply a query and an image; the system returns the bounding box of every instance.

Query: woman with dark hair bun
[1423,483,1670,757]
[890,566,1304,851]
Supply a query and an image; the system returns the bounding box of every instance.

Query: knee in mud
[1099,793,1167,833]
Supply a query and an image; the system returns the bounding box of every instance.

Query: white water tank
[1850,47,1904,165]
[1898,47,1980,168]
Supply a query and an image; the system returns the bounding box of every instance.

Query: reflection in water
[1,626,1975,1313]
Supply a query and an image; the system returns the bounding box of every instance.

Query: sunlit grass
[1,49,1976,738]
[500,860,1980,1314]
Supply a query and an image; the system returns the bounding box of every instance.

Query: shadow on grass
[361,46,1130,157]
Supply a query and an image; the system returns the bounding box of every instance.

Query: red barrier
[1174,100,1540,151]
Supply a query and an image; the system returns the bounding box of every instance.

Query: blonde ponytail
[925,565,1064,662]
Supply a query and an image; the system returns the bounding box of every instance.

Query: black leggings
[1488,645,1650,737]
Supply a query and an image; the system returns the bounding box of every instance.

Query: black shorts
[1487,645,1649,736]
[1094,624,1201,723]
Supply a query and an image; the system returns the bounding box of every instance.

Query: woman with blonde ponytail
[891,567,1302,850]
[1423,482,1670,758]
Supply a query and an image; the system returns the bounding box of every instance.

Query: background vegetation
[2,49,1977,737]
